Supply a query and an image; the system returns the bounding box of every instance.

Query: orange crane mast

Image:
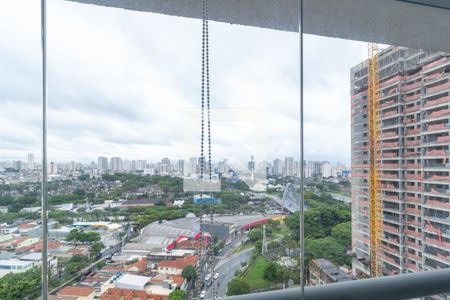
[367,43,382,277]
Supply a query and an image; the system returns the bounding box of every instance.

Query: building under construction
[351,46,450,277]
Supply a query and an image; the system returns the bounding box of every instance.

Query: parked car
[205,273,212,281]
[200,290,207,299]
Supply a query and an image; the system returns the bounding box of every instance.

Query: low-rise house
[0,259,33,277]
[157,255,198,275]
[100,288,162,300]
[309,258,353,285]
[56,286,96,300]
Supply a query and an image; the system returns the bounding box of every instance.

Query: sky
[0,0,367,166]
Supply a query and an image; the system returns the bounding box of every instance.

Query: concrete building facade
[351,46,450,277]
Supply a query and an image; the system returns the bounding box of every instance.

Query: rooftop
[116,274,151,290]
[57,285,96,297]
[158,255,198,269]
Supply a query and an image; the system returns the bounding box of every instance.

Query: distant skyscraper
[177,159,185,175]
[284,157,295,177]
[313,161,322,176]
[160,158,170,175]
[136,160,146,171]
[49,162,57,174]
[248,156,255,172]
[123,159,132,171]
[110,157,123,171]
[98,157,108,174]
[189,157,198,175]
[217,160,227,175]
[304,160,314,178]
[273,159,283,176]
[15,160,23,172]
[321,161,332,178]
[27,153,34,170]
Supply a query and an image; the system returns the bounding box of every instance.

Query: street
[194,233,252,299]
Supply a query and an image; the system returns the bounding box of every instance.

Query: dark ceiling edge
[396,0,450,10]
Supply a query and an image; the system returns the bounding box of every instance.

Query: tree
[247,228,263,242]
[65,254,88,274]
[90,241,105,257]
[227,278,250,296]
[0,267,40,299]
[263,262,279,281]
[169,290,186,300]
[181,265,197,283]
[213,241,224,255]
[305,237,350,266]
[66,229,101,244]
[331,221,351,247]
[286,205,350,240]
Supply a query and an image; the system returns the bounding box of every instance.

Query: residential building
[321,161,332,178]
[110,157,123,171]
[284,157,295,177]
[27,153,34,170]
[273,159,283,176]
[157,255,198,275]
[351,47,450,277]
[309,258,353,285]
[56,285,96,300]
[98,156,108,174]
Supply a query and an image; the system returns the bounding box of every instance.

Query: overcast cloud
[0,0,367,165]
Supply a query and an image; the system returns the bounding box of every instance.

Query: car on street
[205,273,212,281]
[200,290,206,299]
[213,272,220,280]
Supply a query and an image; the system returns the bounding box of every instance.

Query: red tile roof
[158,255,198,270]
[17,240,63,252]
[18,223,36,229]
[126,257,147,272]
[150,274,184,286]
[100,288,162,300]
[175,239,205,249]
[57,285,95,297]
[101,265,125,272]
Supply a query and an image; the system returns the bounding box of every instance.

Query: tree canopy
[227,278,250,296]
[169,290,186,300]
[0,267,40,300]
[66,229,101,244]
[181,265,197,282]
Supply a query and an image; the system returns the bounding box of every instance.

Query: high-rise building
[351,47,450,277]
[189,157,198,175]
[98,156,108,174]
[160,158,170,175]
[304,160,314,178]
[27,153,34,170]
[123,159,132,171]
[110,157,123,171]
[49,162,57,174]
[136,160,146,171]
[321,161,332,178]
[177,159,185,175]
[284,157,295,177]
[273,159,283,176]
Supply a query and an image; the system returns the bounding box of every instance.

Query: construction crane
[367,43,382,277]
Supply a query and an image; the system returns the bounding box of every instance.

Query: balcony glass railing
[2,1,450,300]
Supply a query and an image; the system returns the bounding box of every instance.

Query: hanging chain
[205,0,212,181]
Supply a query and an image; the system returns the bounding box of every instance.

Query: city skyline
[0,1,367,165]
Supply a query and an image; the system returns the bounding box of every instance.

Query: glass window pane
[0,1,43,298]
